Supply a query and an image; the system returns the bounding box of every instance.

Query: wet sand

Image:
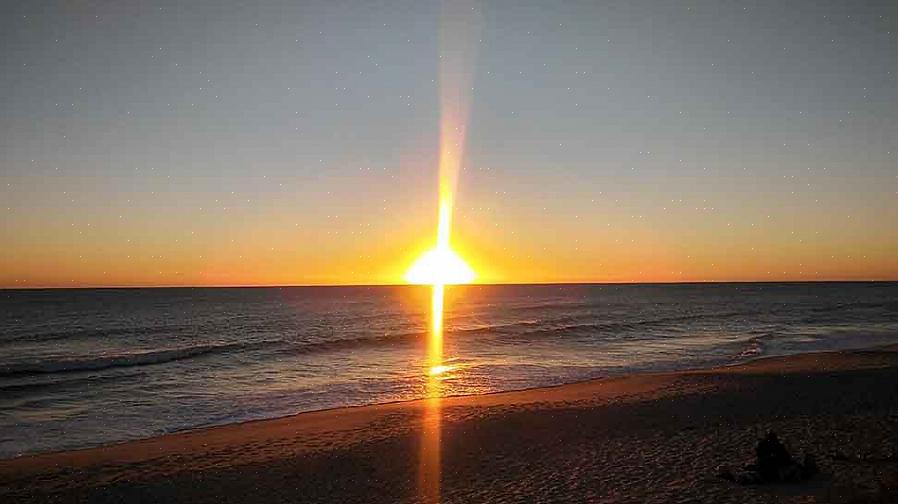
[3,346,898,503]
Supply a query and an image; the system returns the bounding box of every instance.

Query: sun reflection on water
[418,283,446,504]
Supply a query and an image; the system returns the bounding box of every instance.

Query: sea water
[2,282,897,458]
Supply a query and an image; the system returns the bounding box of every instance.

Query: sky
[1,0,896,287]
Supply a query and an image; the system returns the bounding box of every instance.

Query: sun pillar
[415,2,481,502]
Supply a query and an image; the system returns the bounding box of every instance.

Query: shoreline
[5,339,897,463]
[4,343,898,502]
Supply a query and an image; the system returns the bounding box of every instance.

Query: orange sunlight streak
[413,2,481,502]
[418,282,444,504]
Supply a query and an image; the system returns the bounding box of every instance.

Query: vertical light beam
[435,0,481,253]
[417,3,481,503]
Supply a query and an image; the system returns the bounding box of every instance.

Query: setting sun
[404,246,475,285]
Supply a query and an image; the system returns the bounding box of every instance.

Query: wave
[0,372,143,395]
[0,342,247,378]
[282,331,427,356]
[0,323,195,347]
[735,336,767,360]
[451,320,543,335]
[8,307,885,381]
[285,310,767,354]
[732,326,898,365]
[808,301,898,313]
[278,321,541,356]
[505,310,762,341]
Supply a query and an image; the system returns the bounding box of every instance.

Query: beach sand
[3,346,898,503]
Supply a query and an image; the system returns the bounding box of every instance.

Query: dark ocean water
[2,282,897,458]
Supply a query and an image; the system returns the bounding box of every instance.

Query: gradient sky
[1,0,896,287]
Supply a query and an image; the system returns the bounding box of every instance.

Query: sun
[404,245,475,285]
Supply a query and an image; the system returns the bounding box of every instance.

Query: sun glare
[404,246,475,285]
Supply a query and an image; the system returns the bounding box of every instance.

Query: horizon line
[2,278,897,291]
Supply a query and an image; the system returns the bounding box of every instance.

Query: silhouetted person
[756,432,794,481]
[721,432,818,484]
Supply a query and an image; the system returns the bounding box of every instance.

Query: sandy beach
[3,346,898,503]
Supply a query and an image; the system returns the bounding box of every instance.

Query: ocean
[2,282,897,459]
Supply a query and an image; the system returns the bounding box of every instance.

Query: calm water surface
[2,283,897,458]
